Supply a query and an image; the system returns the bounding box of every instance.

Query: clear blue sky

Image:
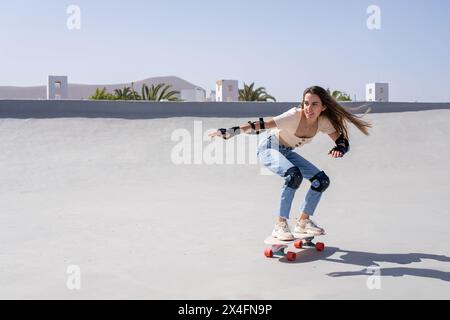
[0,0,449,102]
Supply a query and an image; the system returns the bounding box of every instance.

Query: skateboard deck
[264,232,325,261]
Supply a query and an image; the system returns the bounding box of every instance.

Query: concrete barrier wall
[0,100,449,119]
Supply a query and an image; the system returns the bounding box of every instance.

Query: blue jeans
[257,132,325,219]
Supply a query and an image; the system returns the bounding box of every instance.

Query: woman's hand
[327,133,349,158]
[209,127,241,140]
[208,130,224,139]
[329,149,344,158]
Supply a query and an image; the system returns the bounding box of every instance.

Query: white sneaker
[294,219,325,235]
[272,220,294,241]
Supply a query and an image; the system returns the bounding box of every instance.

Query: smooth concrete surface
[0,109,449,299]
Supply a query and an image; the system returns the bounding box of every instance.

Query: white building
[47,76,68,100]
[216,80,238,102]
[206,90,216,102]
[366,82,389,102]
[180,87,206,102]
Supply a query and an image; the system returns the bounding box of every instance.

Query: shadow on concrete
[327,267,450,282]
[279,247,450,282]
[325,249,450,282]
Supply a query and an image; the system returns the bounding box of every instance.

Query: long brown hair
[300,86,372,138]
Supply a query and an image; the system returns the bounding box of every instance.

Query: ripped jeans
[257,132,326,219]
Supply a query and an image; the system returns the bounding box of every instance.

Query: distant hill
[0,76,205,100]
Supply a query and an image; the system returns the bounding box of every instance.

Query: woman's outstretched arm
[209,118,277,139]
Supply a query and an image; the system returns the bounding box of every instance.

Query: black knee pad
[284,167,303,189]
[309,171,330,192]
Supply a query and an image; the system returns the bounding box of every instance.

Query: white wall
[1,101,450,120]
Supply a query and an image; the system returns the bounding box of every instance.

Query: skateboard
[264,233,325,261]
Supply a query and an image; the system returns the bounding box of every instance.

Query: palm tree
[141,83,181,101]
[114,87,136,100]
[90,87,116,100]
[327,89,352,101]
[130,82,141,100]
[239,83,276,102]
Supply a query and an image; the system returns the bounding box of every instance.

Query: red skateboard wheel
[316,242,325,251]
[264,248,273,258]
[294,240,303,249]
[286,252,296,261]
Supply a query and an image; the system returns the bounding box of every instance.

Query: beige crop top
[271,107,336,148]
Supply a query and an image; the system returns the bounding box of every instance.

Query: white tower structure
[47,76,68,100]
[216,80,238,102]
[366,82,389,102]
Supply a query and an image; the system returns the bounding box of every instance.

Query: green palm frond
[239,82,276,102]
[90,87,116,100]
[141,83,181,101]
[327,88,352,101]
